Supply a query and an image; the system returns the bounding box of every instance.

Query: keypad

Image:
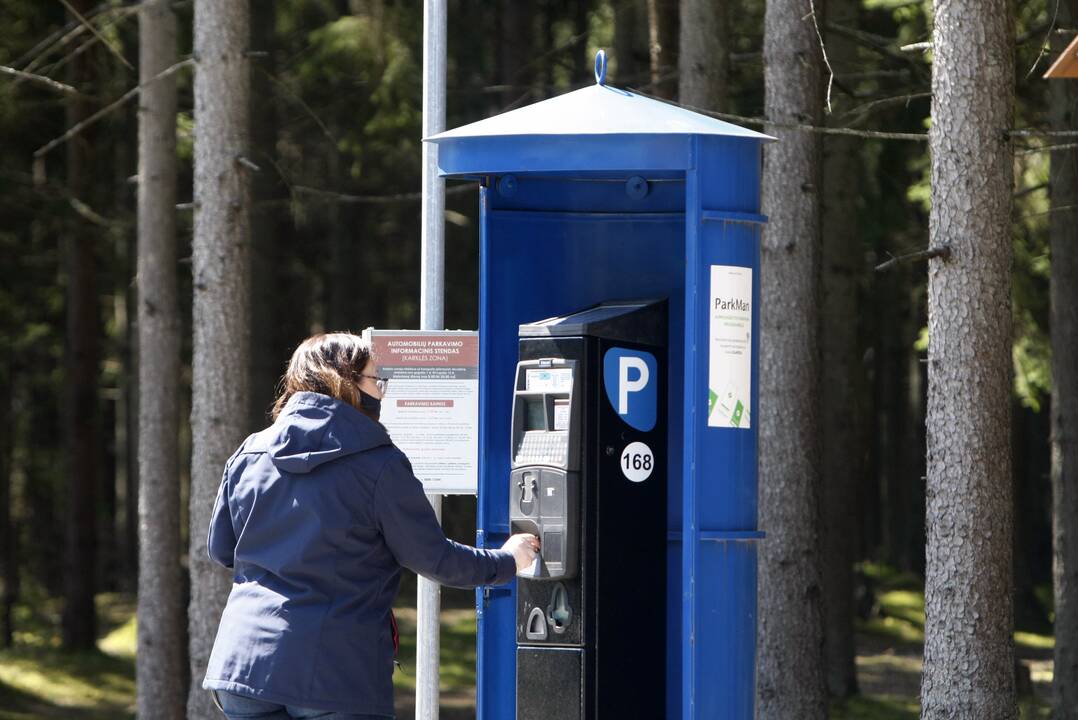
[516,431,568,465]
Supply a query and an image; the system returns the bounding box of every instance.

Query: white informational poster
[708,265,753,429]
[365,330,479,495]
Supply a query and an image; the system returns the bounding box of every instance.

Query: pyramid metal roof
[426,84,773,142]
[424,52,771,176]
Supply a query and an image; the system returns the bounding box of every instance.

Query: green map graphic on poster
[708,265,752,429]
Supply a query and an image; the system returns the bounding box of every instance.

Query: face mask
[359,390,381,421]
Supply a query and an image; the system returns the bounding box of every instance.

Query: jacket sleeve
[206,464,237,570]
[374,452,516,588]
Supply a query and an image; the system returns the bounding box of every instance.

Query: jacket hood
[262,392,391,474]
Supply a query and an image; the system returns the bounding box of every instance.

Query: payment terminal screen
[525,368,573,392]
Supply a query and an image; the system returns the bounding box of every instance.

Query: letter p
[618,356,649,415]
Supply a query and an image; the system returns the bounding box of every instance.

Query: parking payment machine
[509,299,667,720]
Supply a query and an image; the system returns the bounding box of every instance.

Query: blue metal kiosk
[425,53,771,720]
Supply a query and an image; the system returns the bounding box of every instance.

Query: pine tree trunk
[137,2,185,718]
[499,2,534,107]
[645,0,677,98]
[62,0,100,652]
[1050,3,1078,714]
[188,2,251,717]
[757,0,827,716]
[678,0,727,110]
[249,1,285,427]
[0,356,13,647]
[614,0,648,86]
[921,0,1015,717]
[819,0,862,697]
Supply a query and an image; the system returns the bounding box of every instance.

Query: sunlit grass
[1015,631,1055,651]
[391,607,477,695]
[830,695,919,720]
[0,593,136,720]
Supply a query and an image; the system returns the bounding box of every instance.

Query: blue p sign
[603,348,657,432]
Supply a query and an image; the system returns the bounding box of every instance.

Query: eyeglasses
[361,374,390,394]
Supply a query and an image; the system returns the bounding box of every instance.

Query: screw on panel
[626,176,649,200]
[497,175,517,198]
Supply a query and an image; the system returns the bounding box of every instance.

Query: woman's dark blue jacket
[202,391,515,716]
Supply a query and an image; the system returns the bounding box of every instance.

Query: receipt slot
[510,300,667,720]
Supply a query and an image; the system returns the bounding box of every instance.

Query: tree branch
[56,0,133,71]
[0,65,77,95]
[875,245,951,272]
[32,58,193,161]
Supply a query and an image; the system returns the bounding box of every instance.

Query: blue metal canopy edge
[424,83,774,176]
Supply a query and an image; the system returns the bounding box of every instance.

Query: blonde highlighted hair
[271,332,374,420]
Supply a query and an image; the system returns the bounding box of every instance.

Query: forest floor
[0,570,1055,719]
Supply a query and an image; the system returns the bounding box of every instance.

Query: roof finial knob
[594,49,607,86]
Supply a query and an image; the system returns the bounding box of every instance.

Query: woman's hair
[271,332,374,420]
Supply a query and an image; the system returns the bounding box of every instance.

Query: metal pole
[417,1,446,719]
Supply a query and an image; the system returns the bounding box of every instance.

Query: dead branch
[32,58,194,161]
[57,0,133,70]
[875,245,951,272]
[0,65,77,94]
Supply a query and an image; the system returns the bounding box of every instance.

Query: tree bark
[678,0,727,111]
[61,0,100,652]
[614,0,649,86]
[1050,2,1078,714]
[0,356,14,647]
[188,2,251,717]
[921,0,1016,717]
[757,0,827,716]
[819,0,862,698]
[646,0,678,98]
[499,2,534,108]
[248,1,285,428]
[137,2,185,718]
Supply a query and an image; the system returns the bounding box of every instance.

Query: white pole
[417,1,446,719]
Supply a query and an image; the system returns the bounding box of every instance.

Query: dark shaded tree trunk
[188,1,252,717]
[137,2,185,718]
[757,0,827,716]
[819,0,862,697]
[1050,3,1078,713]
[920,0,1016,717]
[614,0,649,86]
[646,0,677,98]
[499,2,534,108]
[0,357,14,647]
[249,0,289,427]
[61,0,100,653]
[678,0,728,110]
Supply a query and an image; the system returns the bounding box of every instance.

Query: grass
[0,572,1059,719]
[0,592,135,720]
[390,607,477,694]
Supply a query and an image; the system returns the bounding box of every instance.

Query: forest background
[0,0,1072,718]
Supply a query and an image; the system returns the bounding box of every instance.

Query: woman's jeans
[213,689,392,720]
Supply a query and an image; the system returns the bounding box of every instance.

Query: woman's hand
[502,533,541,573]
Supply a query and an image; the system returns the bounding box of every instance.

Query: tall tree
[499,2,534,108]
[645,0,677,98]
[757,0,827,716]
[0,351,14,647]
[614,0,648,86]
[921,0,1016,717]
[137,1,184,717]
[819,0,863,698]
[678,0,727,110]
[188,1,251,717]
[1049,4,1078,716]
[61,0,100,652]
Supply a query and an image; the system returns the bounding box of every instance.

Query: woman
[202,332,538,719]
